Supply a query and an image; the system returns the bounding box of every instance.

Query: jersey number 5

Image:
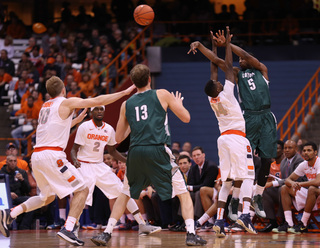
[135,105,148,121]
[247,78,256,90]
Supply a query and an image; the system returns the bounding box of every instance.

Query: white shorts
[78,162,123,206]
[293,187,320,211]
[31,150,85,201]
[217,134,255,182]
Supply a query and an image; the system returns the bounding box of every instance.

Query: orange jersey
[15,104,40,120]
[269,161,281,180]
[0,73,12,83]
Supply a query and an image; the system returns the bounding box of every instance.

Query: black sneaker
[0,209,14,237]
[272,221,291,233]
[252,195,266,218]
[236,213,258,234]
[57,226,85,246]
[90,232,111,246]
[185,232,207,246]
[288,221,308,234]
[169,223,186,232]
[259,222,278,232]
[212,219,226,238]
[228,198,239,222]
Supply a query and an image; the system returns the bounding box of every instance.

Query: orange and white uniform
[75,120,123,206]
[31,97,85,200]
[209,80,254,181]
[292,157,320,211]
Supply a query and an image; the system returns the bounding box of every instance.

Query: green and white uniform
[237,68,277,158]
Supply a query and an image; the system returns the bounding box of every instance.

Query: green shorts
[244,109,277,158]
[126,145,173,200]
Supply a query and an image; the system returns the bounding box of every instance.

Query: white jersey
[75,119,117,163]
[35,97,73,150]
[294,157,320,181]
[208,80,246,133]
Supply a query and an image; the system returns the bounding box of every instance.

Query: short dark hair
[302,141,318,152]
[204,79,219,98]
[178,154,191,163]
[277,140,284,150]
[192,146,204,153]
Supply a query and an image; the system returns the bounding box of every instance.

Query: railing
[277,67,320,141]
[94,25,153,93]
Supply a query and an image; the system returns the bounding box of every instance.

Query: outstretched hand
[187,41,200,55]
[124,84,136,95]
[171,91,184,104]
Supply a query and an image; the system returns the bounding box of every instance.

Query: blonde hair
[46,76,64,98]
[130,64,150,88]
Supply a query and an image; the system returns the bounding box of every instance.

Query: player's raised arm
[225,27,234,83]
[115,101,131,144]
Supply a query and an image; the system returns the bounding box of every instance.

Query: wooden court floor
[1,229,320,248]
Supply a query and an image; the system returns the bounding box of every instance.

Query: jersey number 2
[135,105,148,121]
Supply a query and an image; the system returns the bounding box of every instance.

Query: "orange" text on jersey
[87,133,109,142]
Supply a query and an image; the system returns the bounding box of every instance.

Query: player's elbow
[181,114,191,123]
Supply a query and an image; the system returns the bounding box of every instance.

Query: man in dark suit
[261,140,305,232]
[187,146,219,219]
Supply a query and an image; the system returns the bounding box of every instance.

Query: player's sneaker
[0,209,14,237]
[90,232,111,246]
[225,222,245,233]
[199,221,214,232]
[57,226,84,246]
[252,195,266,218]
[138,223,162,236]
[185,232,207,246]
[73,223,80,238]
[228,198,239,222]
[195,221,202,231]
[236,213,258,234]
[86,223,102,230]
[288,221,308,234]
[272,221,291,233]
[212,219,226,238]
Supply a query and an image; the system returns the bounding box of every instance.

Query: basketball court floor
[1,229,319,248]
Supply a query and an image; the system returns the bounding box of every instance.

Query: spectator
[0,49,15,76]
[79,72,94,97]
[63,65,82,85]
[16,52,33,77]
[29,45,44,76]
[14,70,34,90]
[0,155,33,229]
[12,79,27,104]
[182,141,192,155]
[178,154,192,183]
[66,81,86,98]
[171,141,181,152]
[25,37,43,56]
[187,146,218,219]
[0,35,14,58]
[0,143,29,171]
[43,57,61,78]
[6,13,26,39]
[0,66,12,105]
[14,95,40,125]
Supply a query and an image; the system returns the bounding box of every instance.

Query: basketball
[32,23,47,34]
[134,5,154,26]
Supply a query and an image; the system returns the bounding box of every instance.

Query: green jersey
[237,68,271,111]
[126,89,171,147]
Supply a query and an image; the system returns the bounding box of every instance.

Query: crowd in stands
[0,0,319,232]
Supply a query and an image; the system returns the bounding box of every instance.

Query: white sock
[185,219,195,234]
[65,216,76,231]
[249,209,255,219]
[59,208,67,220]
[104,218,117,234]
[232,187,241,199]
[301,212,311,227]
[198,213,210,225]
[284,211,294,227]
[208,217,214,224]
[254,185,264,196]
[120,214,126,224]
[133,212,145,225]
[242,201,251,214]
[217,208,225,220]
[10,205,24,218]
[126,213,134,221]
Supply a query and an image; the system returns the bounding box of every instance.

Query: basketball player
[70,105,161,235]
[90,65,207,246]
[188,26,257,237]
[0,76,135,246]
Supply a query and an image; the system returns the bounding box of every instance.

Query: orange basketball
[32,23,47,34]
[134,5,154,26]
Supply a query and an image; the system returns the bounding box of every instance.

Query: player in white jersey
[71,106,161,236]
[188,27,256,236]
[273,142,320,234]
[0,76,135,246]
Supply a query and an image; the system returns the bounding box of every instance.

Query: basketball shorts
[126,145,187,201]
[31,150,85,201]
[217,134,255,181]
[293,187,320,211]
[244,110,277,158]
[78,162,123,206]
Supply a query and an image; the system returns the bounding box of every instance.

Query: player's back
[35,97,73,150]
[237,68,271,111]
[126,90,170,147]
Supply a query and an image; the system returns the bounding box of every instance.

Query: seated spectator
[43,57,61,78]
[100,55,116,93]
[79,72,95,97]
[25,37,43,56]
[182,141,192,155]
[0,143,29,171]
[29,45,44,76]
[0,49,15,76]
[262,140,305,232]
[0,155,34,230]
[0,35,14,59]
[6,13,26,39]
[117,159,126,182]
[63,65,82,85]
[14,70,34,90]
[16,52,33,77]
[187,146,218,219]
[12,79,27,104]
[66,81,86,98]
[171,141,181,152]
[0,66,12,105]
[15,95,40,125]
[273,142,319,233]
[178,155,191,182]
[55,54,66,80]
